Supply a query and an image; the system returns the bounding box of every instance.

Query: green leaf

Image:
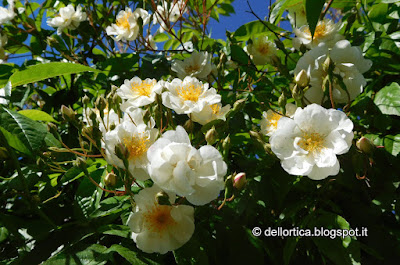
[19,109,57,122]
[305,0,326,39]
[0,226,9,243]
[230,45,249,65]
[234,20,284,41]
[374,82,400,116]
[0,126,31,155]
[0,108,47,153]
[9,62,100,87]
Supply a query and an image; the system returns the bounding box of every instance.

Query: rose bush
[0,0,399,264]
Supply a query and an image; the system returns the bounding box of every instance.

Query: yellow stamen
[185,65,201,74]
[268,112,282,130]
[131,81,155,97]
[143,205,176,235]
[258,43,270,55]
[298,131,325,153]
[177,84,203,102]
[116,12,132,30]
[210,104,221,115]
[122,134,149,160]
[305,22,327,39]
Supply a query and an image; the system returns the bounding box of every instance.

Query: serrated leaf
[374,82,400,116]
[9,62,100,87]
[0,108,47,153]
[19,109,57,122]
[305,0,326,39]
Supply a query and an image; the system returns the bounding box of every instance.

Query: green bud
[222,135,231,152]
[47,123,59,138]
[322,56,333,73]
[291,84,304,101]
[95,96,107,114]
[155,191,171,206]
[112,94,122,106]
[233,98,246,112]
[115,143,129,161]
[184,118,194,133]
[356,137,375,155]
[278,93,287,109]
[61,105,75,122]
[104,172,117,187]
[205,126,218,145]
[82,95,90,105]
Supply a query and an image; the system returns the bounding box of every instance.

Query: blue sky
[209,0,273,39]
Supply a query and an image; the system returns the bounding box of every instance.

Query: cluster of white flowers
[245,35,277,65]
[267,104,354,180]
[106,7,150,42]
[47,4,87,35]
[0,0,15,25]
[295,39,372,104]
[90,71,229,253]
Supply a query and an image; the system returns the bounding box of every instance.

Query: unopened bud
[115,143,129,161]
[61,105,75,122]
[104,172,117,187]
[322,56,333,73]
[205,126,218,145]
[233,98,246,112]
[155,191,171,205]
[82,95,90,105]
[233,172,247,190]
[95,96,107,113]
[47,123,59,138]
[222,135,231,151]
[112,94,122,106]
[295,69,309,87]
[184,118,194,132]
[356,137,375,155]
[278,93,287,109]
[291,84,304,101]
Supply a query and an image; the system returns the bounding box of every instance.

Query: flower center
[177,84,203,102]
[268,112,282,130]
[210,104,221,115]
[116,12,132,30]
[122,134,150,160]
[131,81,154,97]
[258,43,270,55]
[305,22,327,39]
[298,132,325,153]
[143,205,176,235]
[185,64,201,74]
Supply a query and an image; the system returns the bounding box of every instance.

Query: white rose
[270,104,354,180]
[127,185,195,254]
[171,51,212,80]
[260,103,297,136]
[106,8,149,41]
[0,0,15,25]
[117,76,163,109]
[162,76,220,114]
[103,108,158,181]
[191,103,231,125]
[147,126,227,205]
[292,19,344,50]
[245,35,277,65]
[294,40,372,104]
[47,4,87,35]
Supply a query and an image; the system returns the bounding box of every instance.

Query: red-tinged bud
[233,172,247,190]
